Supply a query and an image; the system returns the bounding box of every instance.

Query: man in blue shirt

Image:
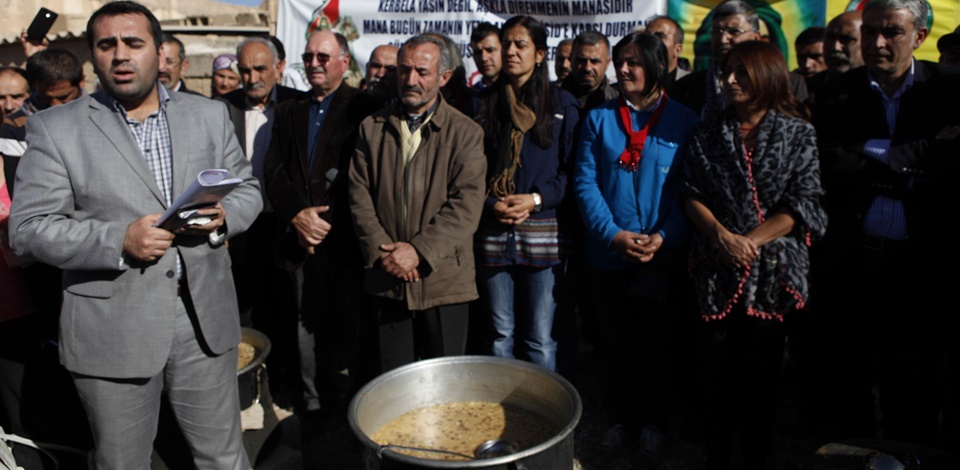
[264,30,379,409]
[812,0,960,446]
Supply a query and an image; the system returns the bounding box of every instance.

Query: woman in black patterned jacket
[681,41,827,470]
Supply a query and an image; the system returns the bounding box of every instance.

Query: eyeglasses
[301,52,339,64]
[711,27,755,38]
[163,57,181,67]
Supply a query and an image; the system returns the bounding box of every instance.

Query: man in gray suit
[8,2,261,469]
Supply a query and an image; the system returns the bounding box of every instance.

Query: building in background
[0,0,280,96]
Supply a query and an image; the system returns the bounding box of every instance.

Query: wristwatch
[532,192,543,213]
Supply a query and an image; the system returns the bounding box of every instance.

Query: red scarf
[617,92,668,172]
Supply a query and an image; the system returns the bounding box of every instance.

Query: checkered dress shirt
[113,85,181,277]
[113,85,174,206]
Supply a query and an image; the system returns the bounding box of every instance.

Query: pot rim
[348,355,582,468]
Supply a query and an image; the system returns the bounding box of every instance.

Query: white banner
[277,0,664,89]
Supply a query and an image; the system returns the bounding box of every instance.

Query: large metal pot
[237,327,271,410]
[349,356,581,469]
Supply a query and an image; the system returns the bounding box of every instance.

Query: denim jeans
[478,264,564,371]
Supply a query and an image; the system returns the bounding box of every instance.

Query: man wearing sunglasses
[263,30,378,410]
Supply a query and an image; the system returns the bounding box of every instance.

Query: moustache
[307,66,326,75]
[249,82,265,90]
[826,52,850,64]
[400,85,423,94]
[367,76,381,85]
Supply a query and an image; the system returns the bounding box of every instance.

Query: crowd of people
[1,0,958,468]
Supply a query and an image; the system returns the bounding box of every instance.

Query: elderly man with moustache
[805,11,866,97]
[348,34,486,379]
[813,0,960,445]
[8,1,261,468]
[362,44,398,101]
[264,30,379,405]
[216,35,305,406]
[824,11,865,75]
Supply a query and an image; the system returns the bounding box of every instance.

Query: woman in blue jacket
[574,32,698,463]
[475,15,579,372]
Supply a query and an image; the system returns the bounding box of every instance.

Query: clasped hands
[122,203,226,263]
[716,229,759,269]
[492,194,536,225]
[611,230,663,263]
[379,241,420,282]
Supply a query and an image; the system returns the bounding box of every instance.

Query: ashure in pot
[349,356,582,469]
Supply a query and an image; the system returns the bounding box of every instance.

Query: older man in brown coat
[348,34,486,382]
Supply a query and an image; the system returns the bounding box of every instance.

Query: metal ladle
[377,438,520,461]
[474,439,520,459]
[378,444,475,460]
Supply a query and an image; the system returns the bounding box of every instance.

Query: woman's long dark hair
[725,41,810,120]
[480,15,555,148]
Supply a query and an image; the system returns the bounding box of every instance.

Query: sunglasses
[301,52,340,64]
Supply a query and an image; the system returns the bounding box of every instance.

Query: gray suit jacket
[9,89,262,378]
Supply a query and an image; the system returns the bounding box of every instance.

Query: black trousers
[700,310,786,470]
[589,267,677,432]
[351,296,469,389]
[803,242,946,446]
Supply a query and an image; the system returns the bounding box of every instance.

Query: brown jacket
[348,98,486,310]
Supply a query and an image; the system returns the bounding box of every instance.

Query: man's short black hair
[646,15,685,45]
[26,49,83,87]
[795,26,826,49]
[573,30,611,54]
[161,33,186,62]
[471,22,500,44]
[86,1,164,51]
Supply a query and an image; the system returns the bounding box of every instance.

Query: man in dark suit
[9,2,261,467]
[264,30,378,407]
[216,35,304,406]
[812,0,959,445]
